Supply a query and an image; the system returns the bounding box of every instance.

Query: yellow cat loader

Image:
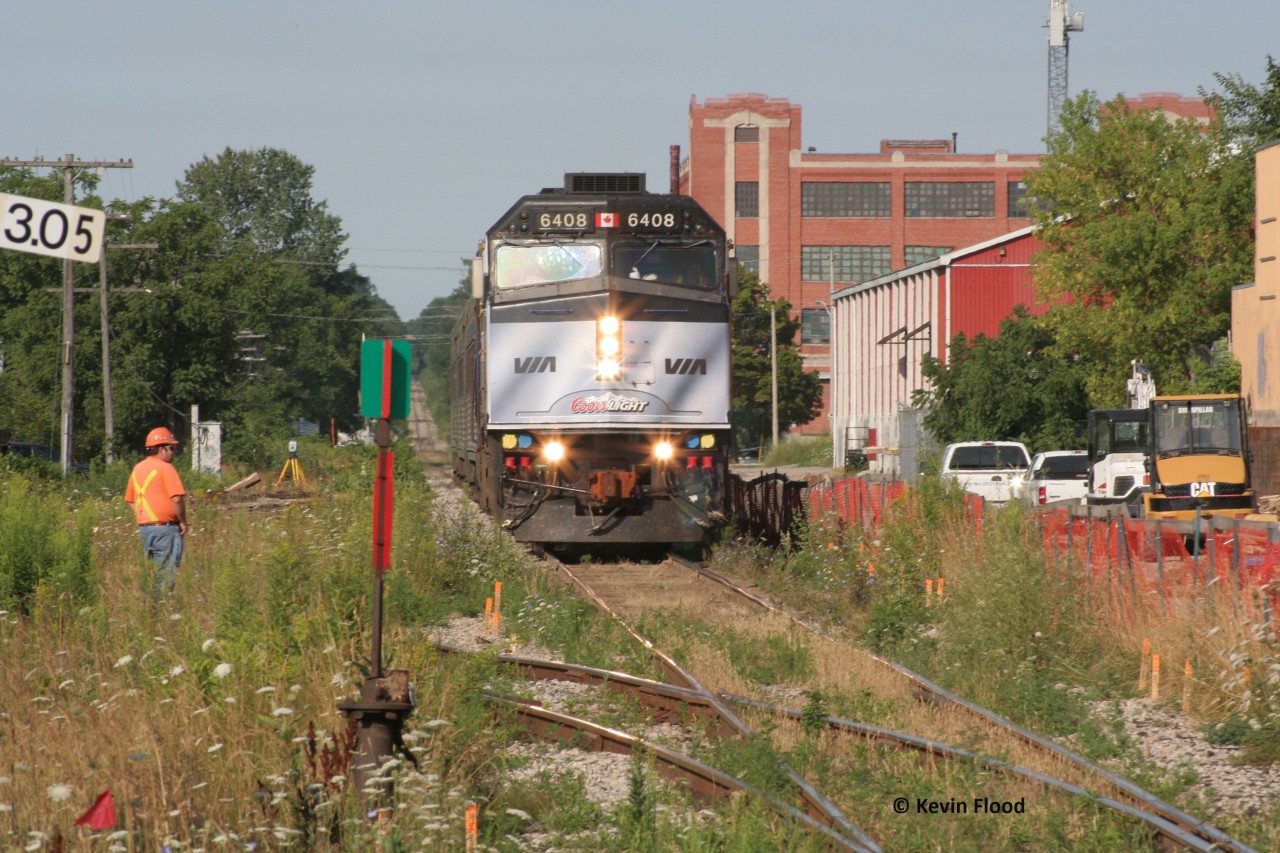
[1142,394,1256,520]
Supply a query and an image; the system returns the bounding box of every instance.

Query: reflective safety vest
[131,469,161,522]
[125,457,184,525]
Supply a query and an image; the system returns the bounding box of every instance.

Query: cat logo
[514,356,557,374]
[664,358,707,375]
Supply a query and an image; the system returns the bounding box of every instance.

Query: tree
[0,167,106,454]
[730,272,823,449]
[175,147,346,264]
[1026,92,1254,406]
[1,148,404,467]
[1201,55,1280,148]
[911,307,1089,449]
[407,272,472,433]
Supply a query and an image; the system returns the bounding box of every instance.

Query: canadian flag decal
[595,212,617,228]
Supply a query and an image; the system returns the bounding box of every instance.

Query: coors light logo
[570,392,649,414]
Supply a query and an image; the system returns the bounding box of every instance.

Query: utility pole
[2,155,134,474]
[770,300,779,449]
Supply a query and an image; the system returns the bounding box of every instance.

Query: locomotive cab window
[493,242,603,289]
[613,241,716,289]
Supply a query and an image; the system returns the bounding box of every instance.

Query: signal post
[338,339,415,797]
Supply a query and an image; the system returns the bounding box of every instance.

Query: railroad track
[459,549,1259,852]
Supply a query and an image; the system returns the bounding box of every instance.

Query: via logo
[664,358,707,375]
[514,356,556,374]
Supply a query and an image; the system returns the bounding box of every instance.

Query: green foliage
[408,278,471,436]
[723,629,813,685]
[617,751,657,850]
[1201,55,1280,148]
[1028,91,1254,405]
[0,474,99,612]
[912,306,1088,448]
[1,148,403,469]
[800,691,827,739]
[764,435,833,468]
[731,272,824,449]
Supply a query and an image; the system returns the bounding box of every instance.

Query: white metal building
[828,226,1044,476]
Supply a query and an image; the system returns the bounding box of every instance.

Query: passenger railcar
[450,173,735,546]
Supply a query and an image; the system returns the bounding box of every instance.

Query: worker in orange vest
[124,427,188,594]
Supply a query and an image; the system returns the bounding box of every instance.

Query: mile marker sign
[0,192,106,263]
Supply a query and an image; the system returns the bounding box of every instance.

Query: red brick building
[678,93,1041,431]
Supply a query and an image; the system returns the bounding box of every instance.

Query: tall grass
[3,442,844,851]
[714,478,1280,849]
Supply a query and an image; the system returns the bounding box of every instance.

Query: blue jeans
[139,524,183,593]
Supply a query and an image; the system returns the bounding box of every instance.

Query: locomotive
[449,173,735,547]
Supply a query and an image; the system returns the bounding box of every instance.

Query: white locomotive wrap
[450,174,735,547]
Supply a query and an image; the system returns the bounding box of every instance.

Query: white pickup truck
[940,441,1032,506]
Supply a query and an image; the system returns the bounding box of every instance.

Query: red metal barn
[828,226,1047,476]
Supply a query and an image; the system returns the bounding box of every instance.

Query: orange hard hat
[145,427,179,448]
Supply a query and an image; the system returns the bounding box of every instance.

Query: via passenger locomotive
[450,173,735,547]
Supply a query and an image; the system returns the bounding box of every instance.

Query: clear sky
[5,1,1276,321]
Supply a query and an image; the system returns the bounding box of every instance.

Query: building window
[904,246,951,266]
[801,182,891,217]
[801,309,830,345]
[736,245,759,275]
[1008,181,1030,218]
[735,182,759,218]
[734,125,759,143]
[801,246,891,284]
[905,182,995,217]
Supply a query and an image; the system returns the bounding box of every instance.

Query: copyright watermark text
[892,796,1026,815]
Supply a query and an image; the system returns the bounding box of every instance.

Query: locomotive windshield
[493,242,603,289]
[1153,399,1242,456]
[613,240,717,289]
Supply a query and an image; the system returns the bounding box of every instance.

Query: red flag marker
[75,790,115,829]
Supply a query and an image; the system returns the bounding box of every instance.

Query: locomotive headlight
[597,315,622,379]
[654,441,674,462]
[543,441,566,463]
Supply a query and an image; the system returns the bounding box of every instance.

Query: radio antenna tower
[1046,0,1085,140]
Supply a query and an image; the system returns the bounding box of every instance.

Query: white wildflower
[271,707,293,717]
[170,665,185,677]
[256,686,276,695]
[213,663,233,679]
[202,638,216,652]
[46,783,73,802]
[207,743,224,753]
[114,655,133,669]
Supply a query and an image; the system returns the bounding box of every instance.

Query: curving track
[514,551,1260,853]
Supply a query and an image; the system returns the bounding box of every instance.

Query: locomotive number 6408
[627,212,676,228]
[537,212,589,229]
